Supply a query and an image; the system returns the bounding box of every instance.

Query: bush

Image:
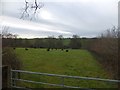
[88,27,119,79]
[2,47,22,70]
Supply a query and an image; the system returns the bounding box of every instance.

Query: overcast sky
[0,0,119,38]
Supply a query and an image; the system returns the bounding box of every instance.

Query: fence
[2,66,11,88]
[10,69,120,89]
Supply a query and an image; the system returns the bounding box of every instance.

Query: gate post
[0,66,2,90]
[2,65,11,89]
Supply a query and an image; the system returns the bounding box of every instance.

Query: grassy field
[15,48,116,88]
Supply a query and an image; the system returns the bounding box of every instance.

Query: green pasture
[15,48,117,88]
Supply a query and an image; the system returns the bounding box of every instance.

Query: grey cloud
[2,1,118,38]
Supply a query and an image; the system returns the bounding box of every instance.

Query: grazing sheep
[25,48,28,50]
[66,50,69,52]
[61,49,64,51]
[47,48,50,51]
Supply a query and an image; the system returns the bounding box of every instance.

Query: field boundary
[11,69,120,89]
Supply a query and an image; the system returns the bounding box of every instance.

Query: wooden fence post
[0,66,2,90]
[2,65,11,89]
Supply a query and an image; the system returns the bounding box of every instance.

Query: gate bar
[11,69,120,83]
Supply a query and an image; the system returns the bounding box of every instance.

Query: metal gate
[11,69,120,89]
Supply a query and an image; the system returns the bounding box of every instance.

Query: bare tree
[58,35,63,40]
[20,0,44,20]
[2,27,18,39]
[69,35,81,49]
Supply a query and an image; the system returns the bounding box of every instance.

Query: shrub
[2,47,22,70]
[88,27,119,79]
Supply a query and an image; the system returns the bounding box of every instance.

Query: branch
[20,0,44,20]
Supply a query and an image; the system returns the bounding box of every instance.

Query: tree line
[2,34,82,49]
